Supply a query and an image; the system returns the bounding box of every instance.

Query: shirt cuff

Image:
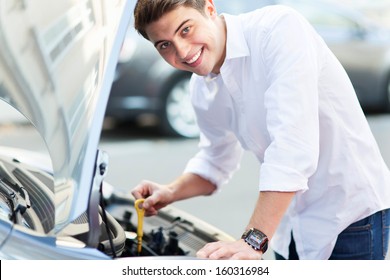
[259,163,309,192]
[183,157,231,189]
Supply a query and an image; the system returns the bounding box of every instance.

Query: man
[131,0,390,260]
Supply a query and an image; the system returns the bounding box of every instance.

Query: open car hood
[0,0,132,232]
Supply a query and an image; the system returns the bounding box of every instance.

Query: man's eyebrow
[153,19,191,47]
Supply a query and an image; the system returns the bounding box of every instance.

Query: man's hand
[196,239,263,260]
[131,180,174,216]
[131,174,217,216]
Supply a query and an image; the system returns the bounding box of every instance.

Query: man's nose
[175,39,190,60]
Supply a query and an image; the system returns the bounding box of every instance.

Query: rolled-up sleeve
[258,9,321,192]
[184,127,244,189]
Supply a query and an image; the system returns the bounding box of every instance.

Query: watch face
[248,232,263,245]
[244,228,268,252]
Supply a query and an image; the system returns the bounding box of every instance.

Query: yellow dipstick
[134,198,145,254]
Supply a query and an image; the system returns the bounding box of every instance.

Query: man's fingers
[197,240,263,260]
[131,180,169,216]
[131,190,144,200]
[197,241,225,259]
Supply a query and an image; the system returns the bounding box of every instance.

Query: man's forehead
[146,6,199,42]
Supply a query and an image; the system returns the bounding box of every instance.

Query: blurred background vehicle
[105,0,390,138]
[107,27,197,138]
[278,0,390,112]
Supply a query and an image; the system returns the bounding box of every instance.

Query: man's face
[145,2,226,76]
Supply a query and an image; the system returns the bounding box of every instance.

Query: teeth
[186,49,201,64]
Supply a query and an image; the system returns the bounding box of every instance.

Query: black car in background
[105,0,274,138]
[106,0,390,138]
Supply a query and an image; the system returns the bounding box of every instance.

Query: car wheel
[160,73,200,138]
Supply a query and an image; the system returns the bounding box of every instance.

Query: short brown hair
[134,0,207,40]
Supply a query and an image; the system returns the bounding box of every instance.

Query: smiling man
[144,4,226,76]
[130,0,390,260]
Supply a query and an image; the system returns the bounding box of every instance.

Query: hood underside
[0,0,132,232]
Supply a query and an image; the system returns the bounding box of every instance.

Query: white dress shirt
[183,5,390,259]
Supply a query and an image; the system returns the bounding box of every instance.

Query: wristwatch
[241,228,268,253]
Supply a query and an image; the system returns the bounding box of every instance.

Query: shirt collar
[201,13,250,83]
[222,13,250,60]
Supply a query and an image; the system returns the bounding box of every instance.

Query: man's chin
[192,67,213,77]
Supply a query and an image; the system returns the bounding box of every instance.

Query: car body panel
[0,221,111,260]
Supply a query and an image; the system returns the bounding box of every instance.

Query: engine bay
[102,191,233,258]
[0,155,233,259]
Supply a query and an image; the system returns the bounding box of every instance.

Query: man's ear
[205,0,217,17]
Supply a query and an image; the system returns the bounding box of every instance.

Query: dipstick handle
[134,198,145,254]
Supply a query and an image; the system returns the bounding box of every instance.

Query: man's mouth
[185,48,203,65]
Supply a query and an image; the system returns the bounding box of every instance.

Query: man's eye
[183,26,190,34]
[160,42,170,49]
